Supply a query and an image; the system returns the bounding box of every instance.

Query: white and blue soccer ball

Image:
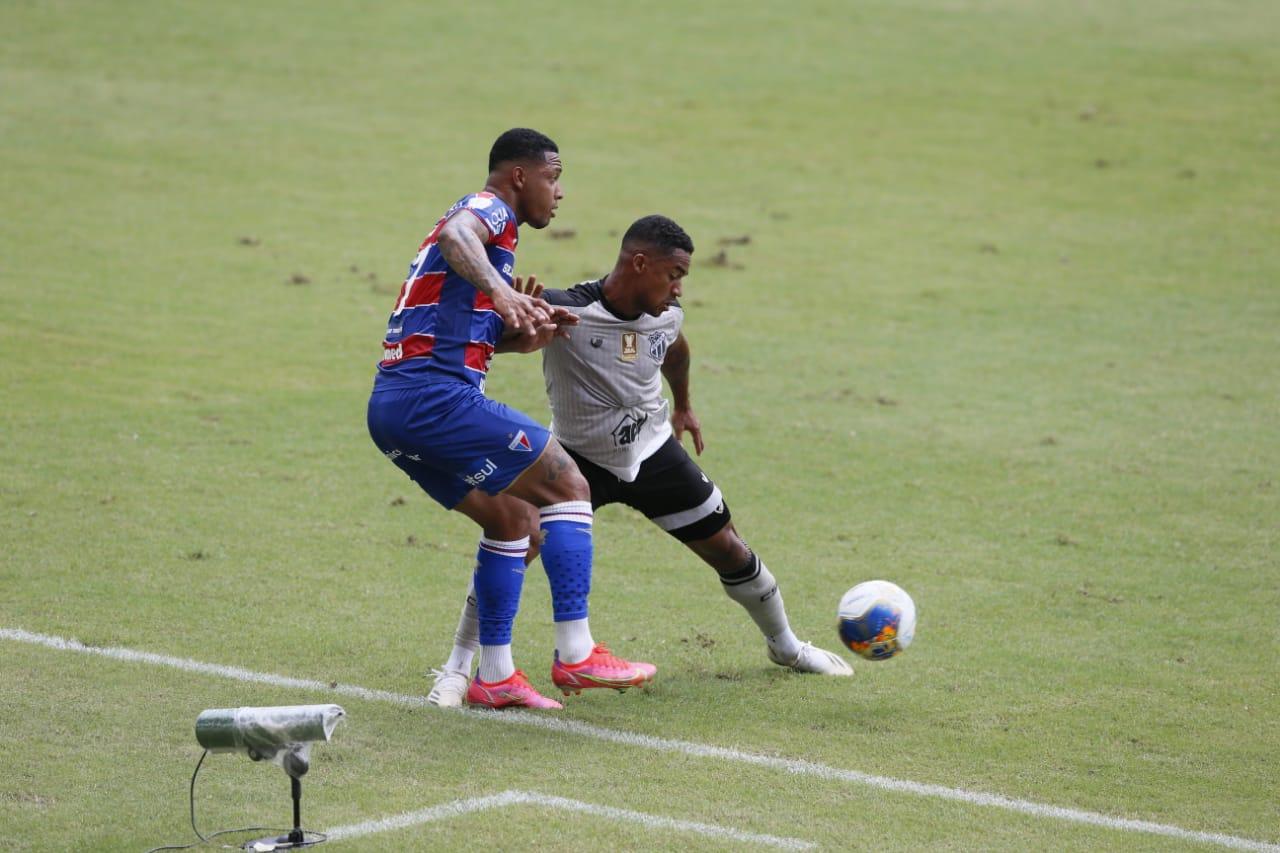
[838,580,916,661]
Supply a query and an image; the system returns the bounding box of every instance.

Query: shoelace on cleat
[582,645,633,672]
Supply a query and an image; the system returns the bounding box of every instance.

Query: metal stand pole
[288,776,304,845]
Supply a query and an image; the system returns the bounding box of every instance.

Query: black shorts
[565,436,732,542]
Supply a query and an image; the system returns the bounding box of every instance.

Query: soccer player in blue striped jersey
[367,129,655,709]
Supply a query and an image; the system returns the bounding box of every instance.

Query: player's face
[516,152,563,229]
[636,249,691,316]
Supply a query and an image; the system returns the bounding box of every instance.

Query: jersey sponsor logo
[382,342,404,362]
[508,430,533,452]
[464,194,509,234]
[647,331,668,362]
[611,412,648,447]
[463,458,498,487]
[621,332,638,362]
[485,209,509,232]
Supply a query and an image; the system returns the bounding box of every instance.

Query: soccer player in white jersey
[427,215,851,707]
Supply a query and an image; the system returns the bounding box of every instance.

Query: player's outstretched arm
[436,213,548,334]
[662,333,704,455]
[494,275,578,354]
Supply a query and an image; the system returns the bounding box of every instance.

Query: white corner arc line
[323,789,815,850]
[3,627,1276,853]
[325,790,520,840]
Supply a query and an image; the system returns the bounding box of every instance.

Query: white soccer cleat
[427,667,471,707]
[767,642,854,676]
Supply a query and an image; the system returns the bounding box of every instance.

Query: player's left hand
[543,303,579,330]
[671,408,704,455]
[511,274,545,299]
[501,278,578,353]
[513,275,579,332]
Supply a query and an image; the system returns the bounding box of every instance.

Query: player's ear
[510,164,526,190]
[631,251,648,273]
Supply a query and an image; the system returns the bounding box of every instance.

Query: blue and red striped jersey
[374,192,518,391]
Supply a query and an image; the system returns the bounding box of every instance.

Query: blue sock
[539,501,594,623]
[472,536,529,646]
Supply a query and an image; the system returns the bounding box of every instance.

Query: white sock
[444,585,479,674]
[720,555,802,659]
[477,644,515,683]
[555,618,595,664]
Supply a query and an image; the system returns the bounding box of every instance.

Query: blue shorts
[367,382,551,509]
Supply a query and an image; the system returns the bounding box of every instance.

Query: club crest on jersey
[621,332,638,362]
[647,331,668,362]
[508,430,533,452]
[467,195,494,210]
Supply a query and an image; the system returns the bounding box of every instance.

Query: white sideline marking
[324,789,815,849]
[4,626,1277,853]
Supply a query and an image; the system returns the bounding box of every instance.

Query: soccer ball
[838,580,916,661]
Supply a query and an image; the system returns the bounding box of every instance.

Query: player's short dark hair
[488,128,558,172]
[621,215,694,255]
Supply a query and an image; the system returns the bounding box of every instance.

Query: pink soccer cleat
[552,644,657,695]
[465,670,564,710]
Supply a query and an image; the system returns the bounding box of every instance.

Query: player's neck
[482,180,521,223]
[601,273,642,320]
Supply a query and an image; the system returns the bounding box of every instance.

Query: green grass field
[3,1,1278,849]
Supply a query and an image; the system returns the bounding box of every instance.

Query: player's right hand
[492,283,550,335]
[671,407,704,455]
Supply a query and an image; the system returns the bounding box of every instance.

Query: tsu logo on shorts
[464,458,498,486]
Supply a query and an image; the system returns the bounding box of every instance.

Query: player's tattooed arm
[663,333,704,455]
[436,214,548,333]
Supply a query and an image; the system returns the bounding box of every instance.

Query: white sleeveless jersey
[541,280,683,481]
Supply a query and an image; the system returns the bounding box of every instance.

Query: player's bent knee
[505,438,591,506]
[549,463,590,503]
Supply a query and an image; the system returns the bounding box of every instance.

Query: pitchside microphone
[193,705,344,850]
[195,705,345,779]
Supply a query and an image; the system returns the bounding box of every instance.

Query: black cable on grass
[144,750,327,852]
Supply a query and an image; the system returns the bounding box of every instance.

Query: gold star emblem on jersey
[621,332,638,362]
